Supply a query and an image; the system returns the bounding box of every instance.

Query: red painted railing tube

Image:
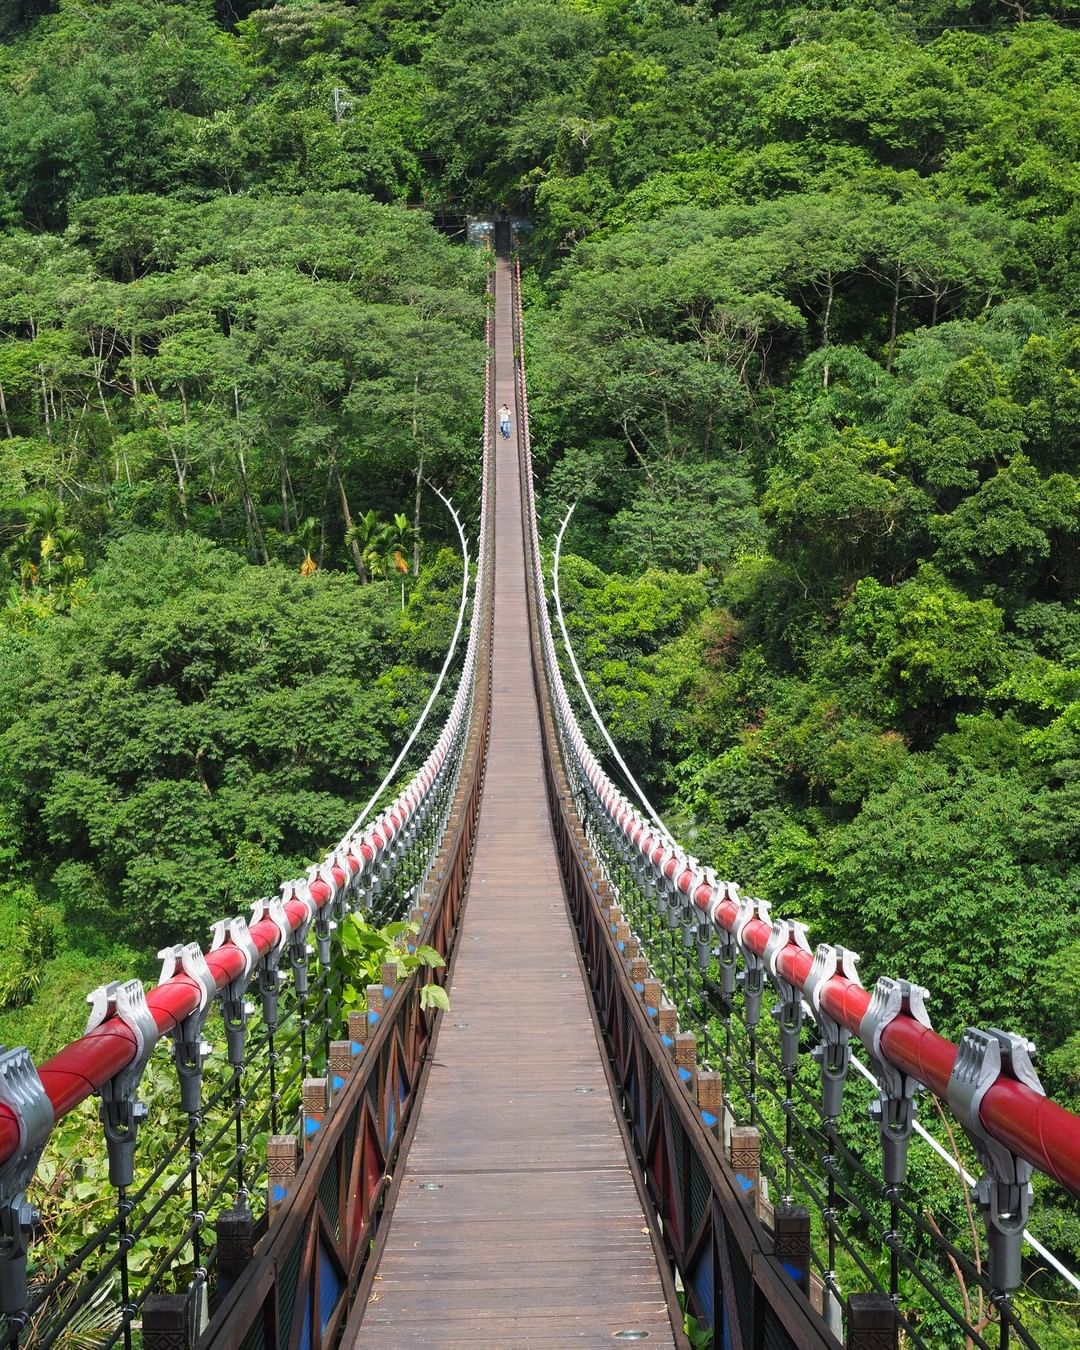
[684,863,1080,1195]
[0,857,353,1166]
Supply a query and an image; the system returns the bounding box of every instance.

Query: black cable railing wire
[11,608,481,1350]
[588,824,1062,1349]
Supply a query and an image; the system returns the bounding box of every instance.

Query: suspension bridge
[1,227,1079,1349]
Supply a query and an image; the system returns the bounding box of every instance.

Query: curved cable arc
[551,500,675,850]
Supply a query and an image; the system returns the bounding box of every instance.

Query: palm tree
[387,512,414,610]
[345,509,390,584]
[294,516,320,576]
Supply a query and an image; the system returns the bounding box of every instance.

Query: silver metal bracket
[945,1028,1043,1295]
[763,919,812,1071]
[157,944,216,1114]
[858,977,932,1188]
[307,862,341,970]
[282,881,316,996]
[733,898,771,1030]
[209,918,260,1068]
[250,897,290,1025]
[85,979,158,1187]
[804,944,862,1119]
[0,1048,53,1320]
[713,893,740,1002]
[332,847,358,902]
[350,837,376,912]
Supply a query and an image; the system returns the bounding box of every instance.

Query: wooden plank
[350,255,676,1348]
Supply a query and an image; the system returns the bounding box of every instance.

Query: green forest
[1,0,1078,1280]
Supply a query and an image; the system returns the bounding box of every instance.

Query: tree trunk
[332,456,367,581]
[39,369,51,440]
[821,275,834,388]
[279,450,291,534]
[233,385,269,563]
[411,374,423,575]
[317,463,333,569]
[886,267,902,373]
[412,452,424,576]
[0,382,11,438]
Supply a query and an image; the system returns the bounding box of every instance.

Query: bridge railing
[511,255,1080,1349]
[0,299,494,1349]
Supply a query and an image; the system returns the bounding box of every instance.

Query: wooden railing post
[267,1135,297,1218]
[730,1124,760,1203]
[774,1203,811,1294]
[143,1294,190,1350]
[846,1293,896,1349]
[215,1205,254,1300]
[696,1070,722,1136]
[329,1040,353,1097]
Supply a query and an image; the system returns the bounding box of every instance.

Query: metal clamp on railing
[283,882,317,996]
[695,871,722,972]
[859,978,932,1189]
[307,864,340,971]
[85,980,158,1187]
[714,885,741,1002]
[157,944,216,1114]
[804,944,862,1120]
[946,1028,1045,1296]
[250,897,290,1026]
[210,918,260,1068]
[764,919,812,1071]
[733,898,771,1030]
[333,848,360,909]
[679,865,704,955]
[0,1048,53,1323]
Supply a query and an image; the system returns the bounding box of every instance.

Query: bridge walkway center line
[351,254,677,1347]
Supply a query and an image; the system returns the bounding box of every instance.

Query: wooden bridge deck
[351,256,676,1347]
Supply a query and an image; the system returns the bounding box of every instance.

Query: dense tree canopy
[3,0,1080,1300]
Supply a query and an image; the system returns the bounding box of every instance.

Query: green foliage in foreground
[0,534,466,1048]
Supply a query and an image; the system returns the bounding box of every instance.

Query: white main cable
[552,502,676,850]
[344,483,472,843]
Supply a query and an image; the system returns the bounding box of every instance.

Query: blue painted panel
[319,1239,343,1333]
[689,1248,714,1327]
[385,1098,396,1148]
[300,1287,312,1350]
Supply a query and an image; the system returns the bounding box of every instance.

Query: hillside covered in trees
[1,0,1078,1260]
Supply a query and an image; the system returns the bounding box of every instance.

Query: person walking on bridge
[498,402,512,440]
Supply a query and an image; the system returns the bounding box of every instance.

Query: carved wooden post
[267,1135,297,1218]
[730,1125,760,1203]
[696,1071,722,1135]
[143,1294,190,1349]
[303,1077,328,1151]
[847,1294,896,1349]
[774,1203,811,1294]
[380,962,399,998]
[674,1031,696,1088]
[642,978,661,1019]
[348,1009,367,1054]
[367,983,385,1037]
[215,1205,254,1300]
[657,1003,677,1048]
[329,1040,353,1097]
[628,957,648,991]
